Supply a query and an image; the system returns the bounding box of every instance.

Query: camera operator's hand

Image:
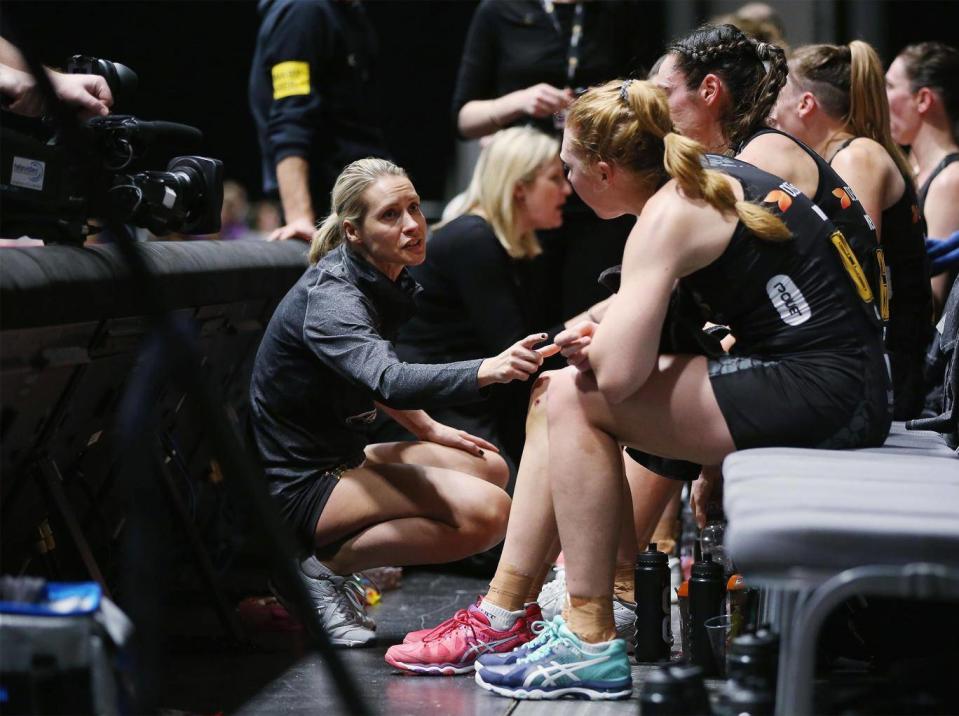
[269,216,316,242]
[49,71,112,118]
[0,63,112,119]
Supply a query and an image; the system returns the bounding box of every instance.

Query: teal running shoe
[475,616,563,672]
[474,616,632,700]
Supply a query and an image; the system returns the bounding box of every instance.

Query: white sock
[478,597,524,631]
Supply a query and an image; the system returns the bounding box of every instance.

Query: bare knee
[459,486,510,553]
[479,451,510,489]
[544,366,589,425]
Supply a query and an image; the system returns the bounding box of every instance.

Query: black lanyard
[541,0,584,87]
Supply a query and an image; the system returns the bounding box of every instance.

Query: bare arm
[271,155,316,242]
[924,165,959,316]
[737,133,819,200]
[375,402,499,457]
[0,38,111,118]
[830,140,897,242]
[0,38,26,70]
[588,184,734,403]
[925,165,959,240]
[457,84,572,139]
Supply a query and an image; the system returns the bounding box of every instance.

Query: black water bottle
[634,542,672,662]
[717,628,780,715]
[689,552,726,677]
[640,665,711,716]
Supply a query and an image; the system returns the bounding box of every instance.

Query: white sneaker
[537,567,566,620]
[270,570,376,647]
[613,596,637,646]
[537,569,636,647]
[345,574,376,631]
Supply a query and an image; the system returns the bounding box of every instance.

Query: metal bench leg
[782,564,959,716]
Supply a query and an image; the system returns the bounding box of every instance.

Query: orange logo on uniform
[832,188,852,209]
[764,190,792,213]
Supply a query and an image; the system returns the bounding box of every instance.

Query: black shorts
[268,455,365,550]
[626,348,892,480]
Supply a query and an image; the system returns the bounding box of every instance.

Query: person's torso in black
[829,137,933,418]
[682,155,885,358]
[249,0,387,205]
[397,215,553,364]
[452,0,643,138]
[918,152,959,212]
[739,128,885,323]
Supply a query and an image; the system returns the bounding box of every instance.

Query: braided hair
[667,23,788,149]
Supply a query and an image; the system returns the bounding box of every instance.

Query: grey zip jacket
[250,242,484,484]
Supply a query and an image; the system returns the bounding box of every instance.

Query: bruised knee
[544,366,589,424]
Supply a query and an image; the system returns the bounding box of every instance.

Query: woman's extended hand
[418,420,500,458]
[477,333,561,386]
[554,321,597,372]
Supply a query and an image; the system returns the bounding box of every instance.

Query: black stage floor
[161,569,697,715]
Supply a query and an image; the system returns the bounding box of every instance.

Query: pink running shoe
[385,602,537,675]
[402,600,541,644]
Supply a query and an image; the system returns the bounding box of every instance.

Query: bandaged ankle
[613,562,635,604]
[566,594,616,643]
[525,562,553,602]
[487,563,533,612]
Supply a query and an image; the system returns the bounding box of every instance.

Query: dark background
[2,0,957,203]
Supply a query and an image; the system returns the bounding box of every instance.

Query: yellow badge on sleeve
[272,61,311,100]
[829,230,874,303]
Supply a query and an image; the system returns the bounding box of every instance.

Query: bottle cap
[728,574,745,591]
[677,580,689,598]
[691,553,724,580]
[636,543,668,568]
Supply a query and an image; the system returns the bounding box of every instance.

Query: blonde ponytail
[307,157,408,265]
[309,212,341,264]
[663,133,792,241]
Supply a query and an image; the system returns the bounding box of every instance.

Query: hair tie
[619,79,634,102]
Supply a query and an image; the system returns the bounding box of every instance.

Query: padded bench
[723,422,959,715]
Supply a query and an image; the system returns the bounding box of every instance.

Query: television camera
[0,55,223,245]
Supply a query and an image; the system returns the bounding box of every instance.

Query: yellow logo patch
[875,248,890,321]
[829,230,873,303]
[272,61,311,100]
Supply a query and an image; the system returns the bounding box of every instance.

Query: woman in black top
[391,80,888,689]
[887,41,959,319]
[770,40,932,419]
[394,126,586,470]
[452,0,643,319]
[250,158,556,645]
[539,81,888,660]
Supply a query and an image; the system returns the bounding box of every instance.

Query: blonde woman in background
[389,127,592,473]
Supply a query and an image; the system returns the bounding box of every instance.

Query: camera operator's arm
[0,38,112,118]
[271,156,316,242]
